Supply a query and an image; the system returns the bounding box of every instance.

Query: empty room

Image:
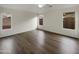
[0,4,79,54]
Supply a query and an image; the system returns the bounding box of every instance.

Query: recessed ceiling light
[38,4,45,8]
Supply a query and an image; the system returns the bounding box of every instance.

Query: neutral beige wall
[39,7,79,38]
[0,7,37,37]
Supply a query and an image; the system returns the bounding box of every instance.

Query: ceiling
[0,4,78,13]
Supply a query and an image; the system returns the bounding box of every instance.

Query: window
[39,18,43,25]
[2,16,11,29]
[63,12,75,29]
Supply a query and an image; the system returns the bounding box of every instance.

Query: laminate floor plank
[0,30,78,54]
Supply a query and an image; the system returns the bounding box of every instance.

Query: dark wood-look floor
[0,30,79,54]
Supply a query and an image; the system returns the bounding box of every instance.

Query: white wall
[0,7,37,37]
[76,7,79,38]
[38,7,79,38]
[0,6,79,38]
